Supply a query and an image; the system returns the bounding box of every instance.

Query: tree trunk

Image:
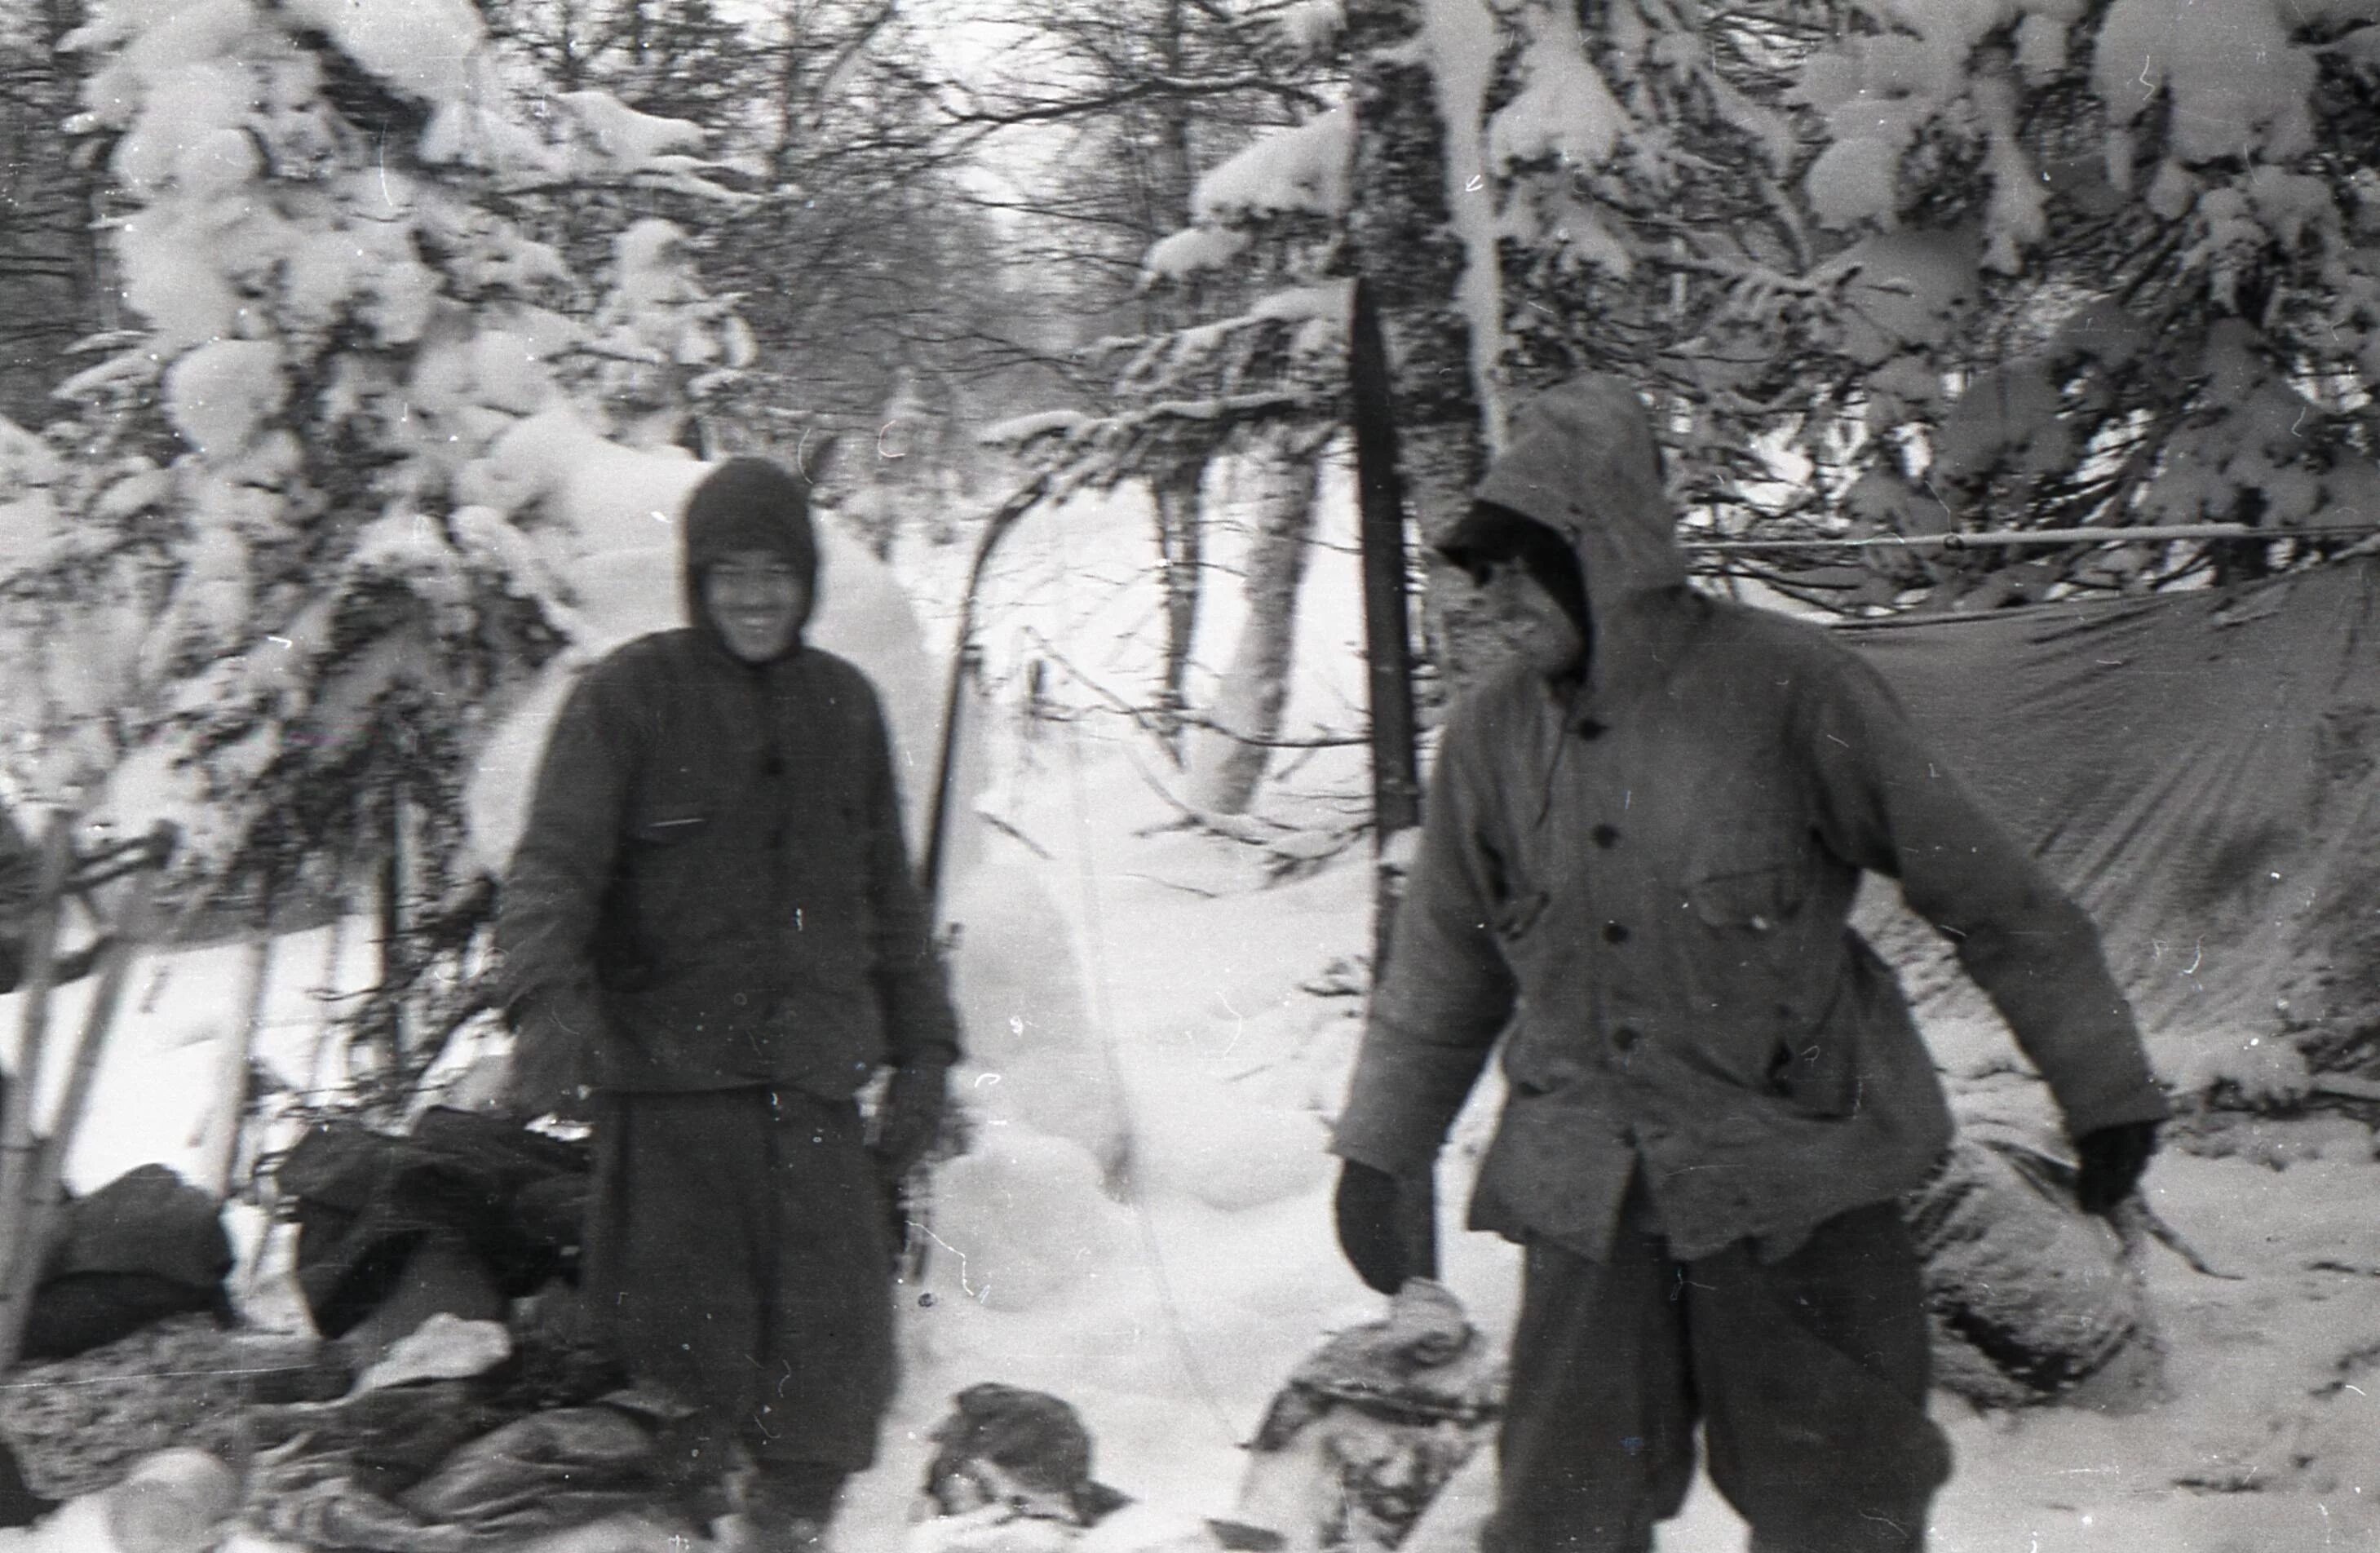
[1341,0,1508,709]
[1189,427,1333,814]
[1149,455,1206,760]
[0,0,109,420]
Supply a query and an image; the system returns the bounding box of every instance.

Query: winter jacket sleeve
[494,666,638,1109]
[1802,652,2170,1137]
[856,681,962,1074]
[1332,694,1520,1176]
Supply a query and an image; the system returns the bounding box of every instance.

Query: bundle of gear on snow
[1234,1281,1504,1553]
[0,1073,232,1364]
[907,1385,1283,1553]
[22,1164,232,1362]
[246,1315,707,1551]
[1904,1130,2164,1409]
[918,1383,1133,1526]
[273,1108,589,1341]
[0,1162,250,1529]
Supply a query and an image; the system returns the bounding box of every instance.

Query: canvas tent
[1838,555,2380,1063]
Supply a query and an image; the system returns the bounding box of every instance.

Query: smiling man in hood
[1329,378,2167,1553]
[496,457,961,1549]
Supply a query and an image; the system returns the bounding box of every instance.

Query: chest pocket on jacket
[1684,861,1807,933]
[622,808,711,930]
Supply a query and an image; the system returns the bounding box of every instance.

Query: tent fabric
[1834,557,2380,1057]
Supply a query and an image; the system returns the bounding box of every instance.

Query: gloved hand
[499,988,595,1119]
[2073,1120,2161,1215]
[874,1062,951,1181]
[1334,1160,1410,1295]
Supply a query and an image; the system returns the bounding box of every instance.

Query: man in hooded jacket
[496,457,962,1547]
[1329,378,2168,1552]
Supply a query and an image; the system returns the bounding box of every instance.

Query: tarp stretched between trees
[1838,556,2380,1064]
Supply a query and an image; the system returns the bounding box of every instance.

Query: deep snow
[11,477,2380,1552]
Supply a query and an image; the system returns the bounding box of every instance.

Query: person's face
[1480,556,1586,677]
[703,547,809,663]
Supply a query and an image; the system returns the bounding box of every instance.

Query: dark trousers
[582,1086,896,1480]
[1485,1187,1951,1553]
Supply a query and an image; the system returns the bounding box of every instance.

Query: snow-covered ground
[13,477,2380,1552]
[25,719,2380,1553]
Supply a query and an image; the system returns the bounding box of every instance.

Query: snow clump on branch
[1193,104,1353,221]
[1487,7,1624,174]
[1141,226,1253,284]
[1275,0,1346,57]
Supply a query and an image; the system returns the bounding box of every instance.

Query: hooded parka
[494,458,959,1485]
[1332,378,2168,1264]
[497,462,960,1099]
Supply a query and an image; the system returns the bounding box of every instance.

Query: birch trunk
[1149,455,1206,759]
[1189,428,1334,815]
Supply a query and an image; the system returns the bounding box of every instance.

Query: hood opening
[1439,501,1592,643]
[1471,374,1688,624]
[679,456,819,660]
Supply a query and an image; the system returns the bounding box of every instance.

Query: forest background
[2,0,2378,1108]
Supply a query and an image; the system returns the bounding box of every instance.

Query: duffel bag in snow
[23,1165,232,1362]
[1904,1130,2161,1409]
[276,1108,588,1339]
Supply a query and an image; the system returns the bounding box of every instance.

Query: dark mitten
[875,1062,951,1179]
[2073,1120,2161,1214]
[1333,1160,1408,1295]
[499,988,595,1118]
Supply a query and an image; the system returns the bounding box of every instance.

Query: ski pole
[900,474,1053,1288]
[0,812,76,1358]
[918,472,1052,909]
[0,823,176,1371]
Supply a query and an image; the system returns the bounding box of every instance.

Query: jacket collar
[1555,587,1703,732]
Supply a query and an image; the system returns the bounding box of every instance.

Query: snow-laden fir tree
[1334,0,2380,674]
[0,0,757,1098]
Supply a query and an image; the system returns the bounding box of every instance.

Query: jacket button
[1591,824,1620,847]
[1612,1025,1641,1052]
[1603,922,1630,944]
